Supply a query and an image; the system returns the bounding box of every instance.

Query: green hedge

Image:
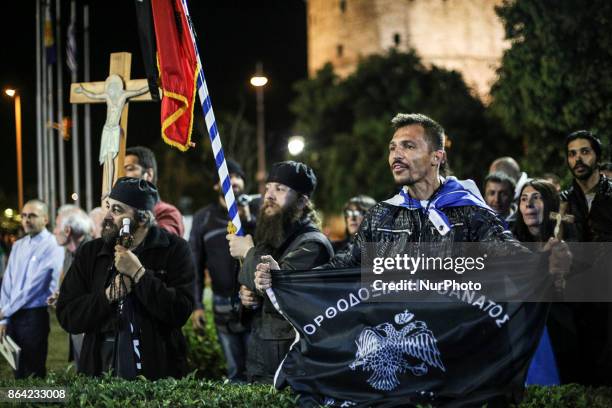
[182,314,226,380]
[0,371,297,407]
[0,371,611,408]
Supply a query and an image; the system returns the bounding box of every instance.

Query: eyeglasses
[344,209,363,218]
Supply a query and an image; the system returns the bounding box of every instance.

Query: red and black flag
[134,0,198,151]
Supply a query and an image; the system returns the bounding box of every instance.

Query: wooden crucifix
[550,202,575,240]
[549,201,575,294]
[70,52,157,201]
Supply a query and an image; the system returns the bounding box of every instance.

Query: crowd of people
[0,115,610,402]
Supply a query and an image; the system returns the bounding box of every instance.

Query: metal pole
[48,62,56,222]
[70,0,80,207]
[84,4,92,211]
[46,0,56,222]
[42,0,49,205]
[15,95,23,210]
[255,62,266,195]
[36,0,43,201]
[56,0,66,205]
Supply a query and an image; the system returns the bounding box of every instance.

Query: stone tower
[307,0,509,99]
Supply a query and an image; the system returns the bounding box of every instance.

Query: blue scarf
[385,177,495,235]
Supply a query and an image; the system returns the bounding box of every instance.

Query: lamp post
[5,89,23,210]
[250,62,268,195]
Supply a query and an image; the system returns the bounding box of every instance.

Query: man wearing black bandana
[56,177,195,379]
[227,161,333,383]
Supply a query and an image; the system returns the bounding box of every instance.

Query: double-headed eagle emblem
[349,309,445,391]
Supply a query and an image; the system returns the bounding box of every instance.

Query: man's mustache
[573,161,588,169]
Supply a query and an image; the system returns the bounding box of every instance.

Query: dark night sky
[0,0,307,208]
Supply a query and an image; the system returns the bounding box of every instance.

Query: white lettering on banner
[301,284,510,335]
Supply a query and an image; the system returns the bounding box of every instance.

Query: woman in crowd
[332,195,376,253]
[513,179,564,385]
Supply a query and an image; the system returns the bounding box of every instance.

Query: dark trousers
[213,294,250,382]
[246,330,293,384]
[7,307,50,379]
[216,326,249,381]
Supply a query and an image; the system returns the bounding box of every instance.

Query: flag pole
[46,0,57,221]
[42,0,49,206]
[178,0,243,236]
[68,0,80,207]
[83,4,93,211]
[47,61,56,220]
[36,0,43,201]
[56,0,66,205]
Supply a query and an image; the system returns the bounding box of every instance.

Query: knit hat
[267,161,317,197]
[109,177,159,211]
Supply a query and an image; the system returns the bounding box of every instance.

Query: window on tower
[340,0,347,13]
[337,44,344,58]
[393,33,401,46]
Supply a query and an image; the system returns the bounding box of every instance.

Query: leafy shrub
[0,370,610,407]
[0,370,297,407]
[182,316,226,380]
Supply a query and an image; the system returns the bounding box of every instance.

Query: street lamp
[5,88,23,210]
[288,136,305,156]
[250,62,268,195]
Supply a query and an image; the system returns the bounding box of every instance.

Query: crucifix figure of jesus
[548,201,575,293]
[75,74,149,191]
[550,202,575,240]
[70,52,156,201]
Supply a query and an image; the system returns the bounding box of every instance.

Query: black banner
[134,0,160,101]
[269,264,548,407]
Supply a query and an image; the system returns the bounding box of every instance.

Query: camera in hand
[237,194,260,207]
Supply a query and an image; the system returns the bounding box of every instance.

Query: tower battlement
[307,0,509,99]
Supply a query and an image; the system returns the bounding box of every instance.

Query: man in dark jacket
[310,114,524,270]
[56,177,195,380]
[560,130,612,242]
[227,161,333,383]
[189,159,257,382]
[555,130,612,385]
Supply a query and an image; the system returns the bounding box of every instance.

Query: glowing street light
[288,136,305,156]
[249,76,268,87]
[5,89,16,97]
